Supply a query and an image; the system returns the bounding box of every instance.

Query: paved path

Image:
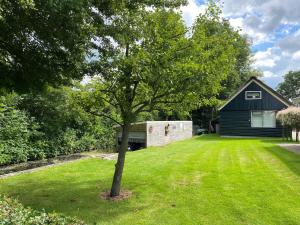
[278,143,300,155]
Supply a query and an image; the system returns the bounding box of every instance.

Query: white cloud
[278,29,300,54]
[228,17,243,30]
[181,0,206,27]
[253,48,279,68]
[263,71,277,78]
[292,51,300,60]
[180,0,300,88]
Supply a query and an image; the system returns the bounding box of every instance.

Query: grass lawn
[1,135,300,225]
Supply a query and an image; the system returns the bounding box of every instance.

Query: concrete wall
[116,123,147,146]
[146,121,192,147]
[116,121,193,148]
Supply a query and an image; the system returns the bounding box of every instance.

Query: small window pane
[263,111,276,128]
[246,91,261,99]
[251,111,263,127]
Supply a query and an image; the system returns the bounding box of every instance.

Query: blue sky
[181,0,300,89]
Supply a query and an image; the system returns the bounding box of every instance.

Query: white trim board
[219,79,291,110]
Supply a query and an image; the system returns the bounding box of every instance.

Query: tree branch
[85,109,122,126]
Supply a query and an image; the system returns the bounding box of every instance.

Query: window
[245,91,261,100]
[251,111,276,128]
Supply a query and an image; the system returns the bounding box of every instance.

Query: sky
[181,0,300,89]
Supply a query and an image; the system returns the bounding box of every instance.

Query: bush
[0,94,33,165]
[20,86,116,156]
[0,195,85,225]
[0,195,86,225]
[0,87,116,166]
[277,107,300,141]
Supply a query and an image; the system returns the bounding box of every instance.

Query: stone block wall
[146,121,192,147]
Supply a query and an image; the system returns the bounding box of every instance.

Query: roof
[219,76,293,111]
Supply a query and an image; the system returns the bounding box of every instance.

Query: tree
[277,71,300,99]
[190,2,260,131]
[85,2,238,197]
[277,107,300,142]
[213,22,263,99]
[0,0,95,91]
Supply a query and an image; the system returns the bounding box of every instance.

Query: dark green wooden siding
[220,111,283,137]
[220,81,287,137]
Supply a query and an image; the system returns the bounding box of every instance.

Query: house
[116,121,192,150]
[219,77,293,137]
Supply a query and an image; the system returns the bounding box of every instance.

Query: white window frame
[245,91,262,100]
[251,111,276,128]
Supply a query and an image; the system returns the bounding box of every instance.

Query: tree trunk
[110,123,130,197]
[296,128,299,142]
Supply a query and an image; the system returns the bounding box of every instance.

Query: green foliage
[20,86,116,157]
[277,71,300,99]
[277,107,300,128]
[0,0,94,92]
[86,1,245,195]
[0,93,33,165]
[0,0,187,92]
[0,195,85,225]
[87,3,239,123]
[277,107,300,141]
[0,87,115,166]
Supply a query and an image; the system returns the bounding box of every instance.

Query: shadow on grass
[197,134,275,142]
[0,167,146,224]
[264,144,300,177]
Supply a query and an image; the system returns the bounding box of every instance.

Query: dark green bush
[0,87,116,166]
[20,86,115,157]
[0,195,85,225]
[0,94,36,165]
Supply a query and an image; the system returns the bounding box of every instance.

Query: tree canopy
[0,0,94,91]
[277,107,300,141]
[0,0,187,92]
[277,71,300,99]
[83,2,242,196]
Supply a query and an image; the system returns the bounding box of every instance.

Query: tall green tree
[86,2,238,197]
[0,0,98,91]
[0,0,188,93]
[190,2,258,131]
[277,71,300,99]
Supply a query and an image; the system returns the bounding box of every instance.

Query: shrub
[0,195,86,225]
[0,88,116,166]
[0,94,47,165]
[0,94,31,165]
[277,107,300,141]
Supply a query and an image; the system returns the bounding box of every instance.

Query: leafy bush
[20,86,116,157]
[0,195,85,225]
[0,87,116,166]
[0,94,35,165]
[277,107,300,141]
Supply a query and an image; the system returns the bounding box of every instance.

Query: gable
[220,80,290,111]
